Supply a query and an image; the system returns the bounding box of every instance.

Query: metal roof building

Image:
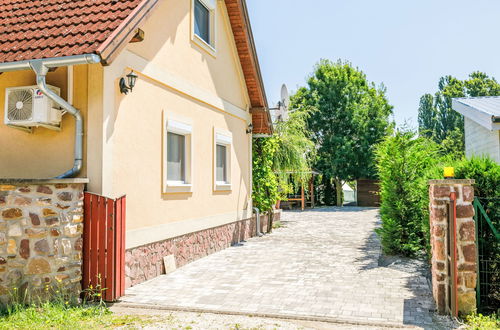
[452,96,500,163]
[452,96,500,131]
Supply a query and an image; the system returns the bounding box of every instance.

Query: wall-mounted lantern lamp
[246,123,253,134]
[119,70,138,94]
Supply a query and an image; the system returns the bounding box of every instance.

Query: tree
[272,106,315,192]
[291,59,393,206]
[418,72,500,158]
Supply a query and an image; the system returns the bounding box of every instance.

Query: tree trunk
[267,210,274,233]
[334,178,343,207]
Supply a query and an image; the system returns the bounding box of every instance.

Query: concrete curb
[110,302,420,329]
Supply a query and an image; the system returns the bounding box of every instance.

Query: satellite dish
[279,84,290,121]
[280,84,290,108]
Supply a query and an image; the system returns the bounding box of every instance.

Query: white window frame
[213,128,232,191]
[164,118,193,193]
[191,0,217,56]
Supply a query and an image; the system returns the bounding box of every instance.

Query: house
[452,97,500,163]
[342,183,355,205]
[0,0,273,293]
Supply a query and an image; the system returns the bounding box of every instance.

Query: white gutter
[0,54,102,178]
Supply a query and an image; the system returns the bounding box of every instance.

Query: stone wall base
[0,179,87,305]
[125,211,280,288]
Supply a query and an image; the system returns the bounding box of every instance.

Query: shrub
[464,312,500,330]
[375,129,441,256]
[456,157,500,313]
[376,133,500,261]
[455,156,500,199]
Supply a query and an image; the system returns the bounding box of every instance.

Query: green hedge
[455,157,500,199]
[375,129,500,257]
[375,129,441,256]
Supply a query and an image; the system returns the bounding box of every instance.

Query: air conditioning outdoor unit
[4,85,63,131]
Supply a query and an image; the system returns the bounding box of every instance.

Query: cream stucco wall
[0,0,254,248]
[127,0,249,110]
[0,65,102,179]
[101,0,253,247]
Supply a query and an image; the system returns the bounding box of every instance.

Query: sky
[246,0,500,127]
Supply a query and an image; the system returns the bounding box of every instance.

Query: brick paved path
[119,208,443,328]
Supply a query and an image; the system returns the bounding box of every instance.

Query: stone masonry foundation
[125,211,279,288]
[0,179,87,305]
[429,179,477,315]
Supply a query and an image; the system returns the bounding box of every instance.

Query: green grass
[0,302,147,329]
[464,313,500,330]
[272,221,284,229]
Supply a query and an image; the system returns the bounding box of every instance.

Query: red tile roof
[224,0,271,134]
[0,0,143,63]
[0,0,272,133]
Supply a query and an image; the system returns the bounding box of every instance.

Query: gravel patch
[111,306,408,329]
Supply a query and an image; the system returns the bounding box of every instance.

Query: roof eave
[452,98,500,131]
[240,0,273,134]
[96,0,160,65]
[225,0,272,135]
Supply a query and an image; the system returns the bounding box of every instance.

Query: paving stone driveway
[119,208,443,328]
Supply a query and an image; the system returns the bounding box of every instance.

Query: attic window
[192,0,216,53]
[194,0,210,44]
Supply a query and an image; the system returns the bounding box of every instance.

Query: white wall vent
[4,85,63,131]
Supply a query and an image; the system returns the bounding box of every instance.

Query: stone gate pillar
[428,179,477,315]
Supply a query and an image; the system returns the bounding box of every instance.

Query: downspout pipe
[253,207,263,237]
[0,54,101,178]
[30,61,84,178]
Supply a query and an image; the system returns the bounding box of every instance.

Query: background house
[452,97,500,163]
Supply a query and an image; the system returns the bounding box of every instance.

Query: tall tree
[418,72,500,157]
[417,93,437,139]
[292,60,393,206]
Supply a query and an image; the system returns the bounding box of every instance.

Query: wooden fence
[82,192,126,302]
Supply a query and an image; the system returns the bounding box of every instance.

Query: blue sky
[246,0,500,126]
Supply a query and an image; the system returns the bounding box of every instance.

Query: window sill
[192,34,216,58]
[215,183,231,191]
[166,182,192,193]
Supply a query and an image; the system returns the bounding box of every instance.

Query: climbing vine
[252,107,315,232]
[252,137,280,214]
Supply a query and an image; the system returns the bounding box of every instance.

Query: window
[214,129,232,191]
[192,0,216,54]
[167,132,185,183]
[216,144,227,183]
[164,118,192,193]
[194,0,210,45]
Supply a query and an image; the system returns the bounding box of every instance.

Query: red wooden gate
[82,192,126,302]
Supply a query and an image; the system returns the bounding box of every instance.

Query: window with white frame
[164,119,192,193]
[167,132,185,183]
[216,144,227,183]
[214,129,232,191]
[193,0,216,52]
